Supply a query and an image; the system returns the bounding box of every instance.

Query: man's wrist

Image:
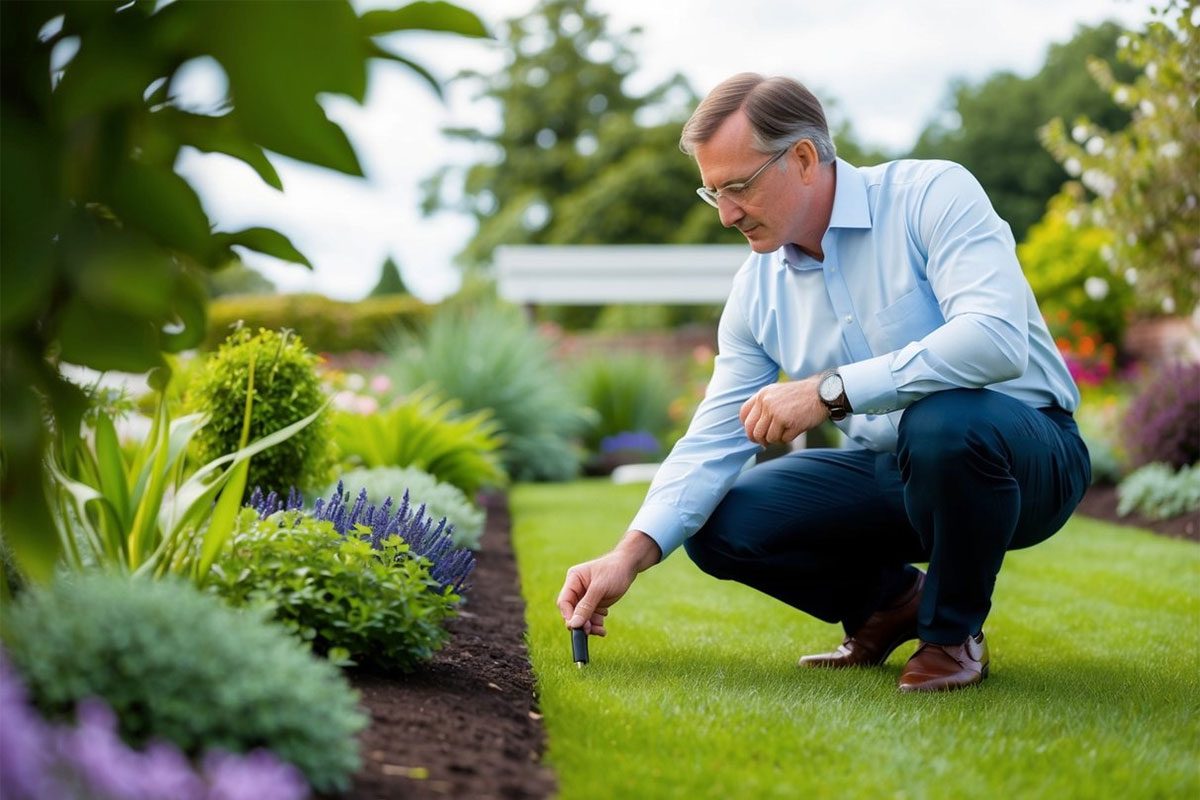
[617,530,662,572]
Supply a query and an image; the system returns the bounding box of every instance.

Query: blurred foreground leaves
[0,0,487,582]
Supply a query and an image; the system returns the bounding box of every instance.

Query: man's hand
[739,374,828,445]
[556,530,661,636]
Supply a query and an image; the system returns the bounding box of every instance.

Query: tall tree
[368,256,410,297]
[910,21,1134,240]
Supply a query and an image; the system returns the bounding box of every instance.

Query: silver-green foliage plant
[331,389,506,496]
[1117,462,1200,520]
[329,466,485,549]
[1,573,366,793]
[386,304,593,481]
[186,328,334,498]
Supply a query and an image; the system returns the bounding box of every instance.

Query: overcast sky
[175,0,1150,302]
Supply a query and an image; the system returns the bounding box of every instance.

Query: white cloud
[176,0,1150,302]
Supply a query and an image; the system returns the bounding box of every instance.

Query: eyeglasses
[695,146,790,208]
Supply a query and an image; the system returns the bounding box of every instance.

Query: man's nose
[717,197,744,228]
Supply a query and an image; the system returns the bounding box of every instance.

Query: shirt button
[843,315,853,324]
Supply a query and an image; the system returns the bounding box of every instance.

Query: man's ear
[795,139,820,183]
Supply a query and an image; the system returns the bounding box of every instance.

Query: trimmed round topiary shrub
[186,327,334,498]
[1123,361,1200,470]
[0,574,366,793]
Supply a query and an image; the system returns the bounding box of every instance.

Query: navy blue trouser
[683,389,1092,645]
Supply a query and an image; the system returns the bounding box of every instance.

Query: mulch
[335,482,1195,800]
[342,493,556,800]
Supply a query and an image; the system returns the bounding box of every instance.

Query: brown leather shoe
[798,570,924,668]
[898,633,990,692]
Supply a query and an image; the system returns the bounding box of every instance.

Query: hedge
[205,293,432,353]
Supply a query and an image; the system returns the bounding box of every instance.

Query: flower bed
[345,493,555,799]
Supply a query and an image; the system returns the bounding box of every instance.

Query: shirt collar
[779,158,871,269]
[828,158,872,230]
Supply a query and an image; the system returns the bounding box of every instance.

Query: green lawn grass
[511,480,1200,800]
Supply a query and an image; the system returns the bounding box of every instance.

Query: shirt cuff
[839,353,898,416]
[628,502,690,561]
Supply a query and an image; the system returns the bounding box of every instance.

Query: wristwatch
[818,369,852,421]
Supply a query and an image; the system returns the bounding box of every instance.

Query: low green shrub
[331,390,506,496]
[1117,463,1200,520]
[186,327,334,498]
[206,293,431,353]
[385,303,593,482]
[216,493,469,672]
[329,466,485,549]
[0,573,365,793]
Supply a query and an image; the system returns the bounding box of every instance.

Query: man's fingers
[569,586,602,629]
[556,569,586,621]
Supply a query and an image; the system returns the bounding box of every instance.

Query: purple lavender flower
[247,486,305,520]
[306,483,475,594]
[0,651,312,800]
[599,430,660,456]
[0,651,55,800]
[203,749,308,800]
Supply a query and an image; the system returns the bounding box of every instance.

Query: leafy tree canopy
[910,21,1134,240]
[424,0,887,269]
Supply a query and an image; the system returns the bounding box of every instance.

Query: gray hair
[680,73,836,163]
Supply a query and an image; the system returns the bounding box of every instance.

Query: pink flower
[369,374,392,395]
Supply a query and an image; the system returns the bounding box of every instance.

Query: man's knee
[897,389,1007,470]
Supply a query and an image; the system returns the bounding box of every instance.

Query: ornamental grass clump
[186,327,334,498]
[217,482,475,670]
[0,652,308,800]
[385,303,592,482]
[1122,361,1200,470]
[0,574,365,793]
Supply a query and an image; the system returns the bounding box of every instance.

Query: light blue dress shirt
[631,158,1080,560]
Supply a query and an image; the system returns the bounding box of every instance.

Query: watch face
[819,373,842,403]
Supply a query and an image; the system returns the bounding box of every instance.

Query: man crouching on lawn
[556,73,1090,692]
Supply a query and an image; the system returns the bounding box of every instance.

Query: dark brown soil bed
[342,493,556,800]
[1075,483,1199,542]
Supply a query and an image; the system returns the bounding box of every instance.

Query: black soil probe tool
[571,627,589,668]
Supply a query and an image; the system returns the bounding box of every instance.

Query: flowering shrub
[1040,2,1199,314]
[1,575,365,793]
[1050,310,1119,386]
[327,466,485,549]
[186,327,334,499]
[666,345,717,447]
[1123,361,1200,469]
[0,652,308,800]
[1019,189,1133,351]
[216,482,476,670]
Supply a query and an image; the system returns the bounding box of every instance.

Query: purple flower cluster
[246,481,475,595]
[0,652,309,800]
[599,430,661,457]
[1123,361,1200,469]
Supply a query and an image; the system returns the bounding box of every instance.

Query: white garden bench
[495,244,749,306]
